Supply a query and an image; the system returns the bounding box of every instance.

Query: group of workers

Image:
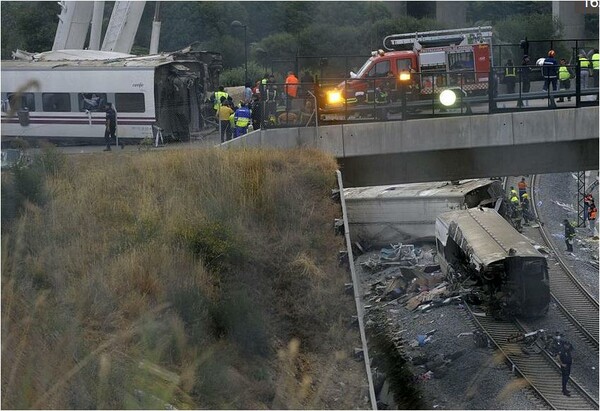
[503,48,599,105]
[212,70,313,143]
[507,177,535,232]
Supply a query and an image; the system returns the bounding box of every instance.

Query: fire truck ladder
[383,26,493,51]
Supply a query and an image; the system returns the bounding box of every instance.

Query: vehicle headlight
[439,89,457,107]
[327,90,343,105]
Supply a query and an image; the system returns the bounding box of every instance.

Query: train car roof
[344,179,498,201]
[436,207,543,269]
[1,50,197,70]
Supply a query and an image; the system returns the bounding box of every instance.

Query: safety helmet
[522,193,529,199]
[548,50,555,57]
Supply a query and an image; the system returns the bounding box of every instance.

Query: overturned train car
[435,207,550,318]
[343,179,505,246]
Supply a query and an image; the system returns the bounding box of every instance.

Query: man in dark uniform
[557,341,573,396]
[564,219,575,252]
[104,102,121,151]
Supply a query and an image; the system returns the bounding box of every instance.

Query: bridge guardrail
[249,63,598,130]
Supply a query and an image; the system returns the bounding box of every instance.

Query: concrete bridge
[225,106,599,187]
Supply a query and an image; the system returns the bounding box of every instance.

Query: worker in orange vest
[588,201,597,231]
[285,71,299,111]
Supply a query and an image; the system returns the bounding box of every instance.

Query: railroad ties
[467,305,598,409]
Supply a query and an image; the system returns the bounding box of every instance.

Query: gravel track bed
[355,172,598,409]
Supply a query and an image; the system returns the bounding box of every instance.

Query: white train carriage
[1,50,206,144]
[343,179,505,246]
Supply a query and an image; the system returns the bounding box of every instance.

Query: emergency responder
[510,186,518,199]
[285,71,299,111]
[557,59,573,102]
[233,102,251,138]
[217,96,234,143]
[564,219,575,252]
[212,86,229,114]
[519,55,532,106]
[557,341,573,396]
[510,194,522,232]
[542,50,558,92]
[250,95,261,131]
[504,59,517,94]
[517,178,527,200]
[584,193,594,223]
[521,193,533,226]
[103,102,119,151]
[588,201,597,232]
[591,49,599,90]
[578,52,591,89]
[263,74,277,127]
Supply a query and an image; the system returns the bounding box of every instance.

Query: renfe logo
[132,82,144,88]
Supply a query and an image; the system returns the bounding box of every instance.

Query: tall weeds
[1,147,367,409]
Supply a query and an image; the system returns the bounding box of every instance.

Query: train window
[42,93,71,112]
[6,93,36,112]
[115,93,145,113]
[78,93,107,112]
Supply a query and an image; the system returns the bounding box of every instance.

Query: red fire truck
[327,26,494,105]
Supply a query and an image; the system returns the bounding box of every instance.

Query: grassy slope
[1,147,368,409]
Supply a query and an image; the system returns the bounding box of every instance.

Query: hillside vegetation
[1,147,367,409]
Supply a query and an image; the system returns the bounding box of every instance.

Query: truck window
[367,61,390,78]
[396,59,412,72]
[448,52,474,71]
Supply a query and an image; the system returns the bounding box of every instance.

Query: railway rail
[466,304,598,410]
[463,175,600,409]
[527,175,599,351]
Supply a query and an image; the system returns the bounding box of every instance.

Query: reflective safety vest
[504,67,516,77]
[558,66,571,81]
[213,91,229,110]
[579,57,591,69]
[510,195,520,205]
[234,106,251,127]
[592,53,600,70]
[590,207,598,220]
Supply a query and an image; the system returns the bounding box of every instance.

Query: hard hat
[548,50,555,57]
[522,193,529,199]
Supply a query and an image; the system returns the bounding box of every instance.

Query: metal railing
[242,64,598,131]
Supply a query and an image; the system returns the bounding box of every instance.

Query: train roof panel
[1,51,192,70]
[437,207,543,268]
[344,179,497,200]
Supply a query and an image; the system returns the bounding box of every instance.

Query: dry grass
[1,146,368,409]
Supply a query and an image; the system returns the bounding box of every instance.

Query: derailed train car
[435,207,550,318]
[1,45,222,144]
[343,179,505,246]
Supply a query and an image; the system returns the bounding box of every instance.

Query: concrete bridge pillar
[552,1,585,39]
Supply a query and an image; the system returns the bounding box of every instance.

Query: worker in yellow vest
[212,85,229,114]
[578,52,591,89]
[557,59,573,102]
[591,49,599,100]
[504,59,517,94]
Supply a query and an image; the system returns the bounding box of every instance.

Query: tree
[1,2,58,58]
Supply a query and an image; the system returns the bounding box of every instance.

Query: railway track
[467,304,598,410]
[527,175,600,351]
[462,176,600,409]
